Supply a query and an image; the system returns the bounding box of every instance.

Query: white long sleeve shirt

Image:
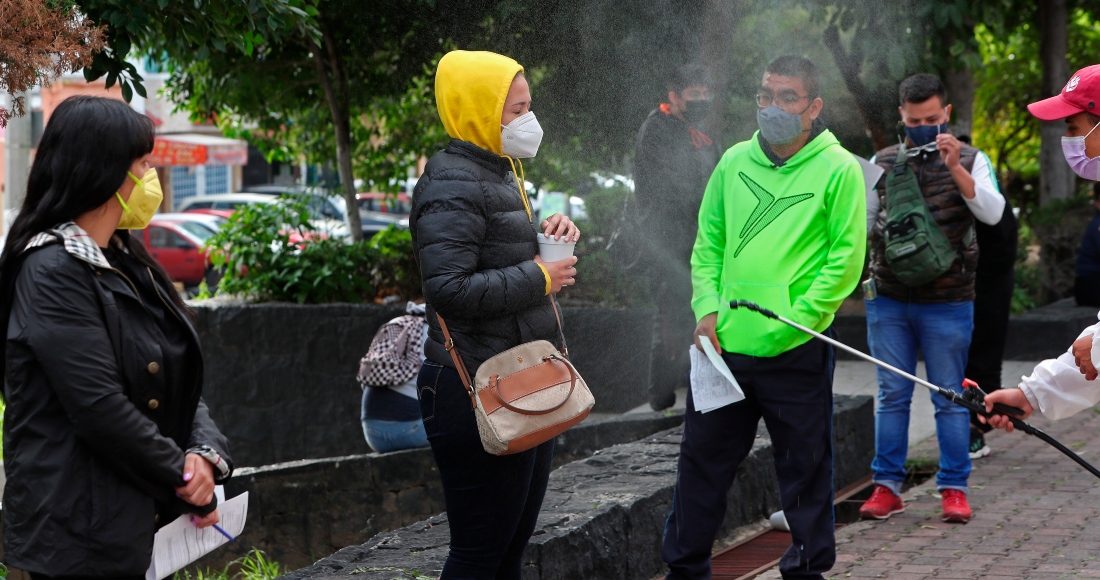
[1018,314,1100,421]
[866,150,1006,231]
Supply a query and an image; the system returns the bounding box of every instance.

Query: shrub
[205,198,420,304]
[557,183,649,307]
[369,225,422,300]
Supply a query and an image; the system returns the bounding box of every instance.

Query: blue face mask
[757,104,806,145]
[903,119,948,147]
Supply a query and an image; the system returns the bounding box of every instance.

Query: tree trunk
[700,0,741,137]
[822,23,890,152]
[313,29,363,242]
[1038,0,1075,207]
[944,63,975,139]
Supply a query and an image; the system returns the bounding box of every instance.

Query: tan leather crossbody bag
[436,297,595,456]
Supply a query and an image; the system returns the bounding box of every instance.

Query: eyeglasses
[756,92,815,110]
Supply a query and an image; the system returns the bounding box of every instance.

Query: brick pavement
[824,405,1100,580]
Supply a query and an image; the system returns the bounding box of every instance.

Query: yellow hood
[435,50,524,156]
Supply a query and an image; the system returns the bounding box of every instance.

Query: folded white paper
[146,488,249,580]
[689,341,745,413]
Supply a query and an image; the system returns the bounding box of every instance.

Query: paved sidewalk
[824,403,1100,579]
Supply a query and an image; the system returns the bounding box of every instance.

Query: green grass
[173,548,284,580]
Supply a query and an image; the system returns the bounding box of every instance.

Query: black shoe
[969,427,991,459]
[649,389,676,411]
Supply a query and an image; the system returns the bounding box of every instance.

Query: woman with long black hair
[0,95,232,578]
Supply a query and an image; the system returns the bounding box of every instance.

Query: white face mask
[501,111,544,158]
[1062,120,1100,181]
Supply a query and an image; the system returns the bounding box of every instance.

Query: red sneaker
[941,489,971,523]
[859,485,905,520]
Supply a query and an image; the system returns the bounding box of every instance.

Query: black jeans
[662,335,836,580]
[1076,274,1100,308]
[966,267,1014,432]
[417,361,555,580]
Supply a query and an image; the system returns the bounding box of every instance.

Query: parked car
[179,193,348,241]
[177,193,278,213]
[155,212,228,236]
[356,192,410,239]
[142,217,219,289]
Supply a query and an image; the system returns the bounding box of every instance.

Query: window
[185,201,213,209]
[148,227,192,250]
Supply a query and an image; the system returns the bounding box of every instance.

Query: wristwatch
[186,444,231,481]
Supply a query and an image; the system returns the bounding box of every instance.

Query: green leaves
[74,0,321,101]
[204,196,419,304]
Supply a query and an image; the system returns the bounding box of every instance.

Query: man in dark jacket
[634,64,723,410]
[964,186,1018,459]
[1076,183,1100,306]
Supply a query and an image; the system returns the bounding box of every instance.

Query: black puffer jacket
[411,139,560,376]
[2,232,231,576]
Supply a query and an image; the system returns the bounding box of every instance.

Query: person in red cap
[982,65,1100,430]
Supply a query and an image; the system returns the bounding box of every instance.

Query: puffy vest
[870,143,979,303]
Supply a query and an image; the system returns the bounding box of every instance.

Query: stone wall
[279,394,873,580]
[198,411,685,570]
[192,301,655,467]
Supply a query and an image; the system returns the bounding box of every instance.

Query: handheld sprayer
[730,300,1100,480]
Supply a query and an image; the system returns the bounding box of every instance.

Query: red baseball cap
[1028,64,1100,121]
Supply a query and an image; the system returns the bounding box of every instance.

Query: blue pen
[211,523,235,542]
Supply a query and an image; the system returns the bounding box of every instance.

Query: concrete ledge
[278,395,873,580]
[200,411,685,570]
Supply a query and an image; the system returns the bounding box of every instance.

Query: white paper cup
[537,233,576,262]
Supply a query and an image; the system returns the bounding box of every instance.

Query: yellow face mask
[115,168,163,230]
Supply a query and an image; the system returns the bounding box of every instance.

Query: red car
[141,218,219,288]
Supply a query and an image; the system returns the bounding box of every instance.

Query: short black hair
[666,64,712,94]
[764,55,820,98]
[899,73,946,106]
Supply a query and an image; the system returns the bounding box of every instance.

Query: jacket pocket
[718,282,803,355]
[417,361,443,423]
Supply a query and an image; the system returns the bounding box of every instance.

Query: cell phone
[862,278,877,301]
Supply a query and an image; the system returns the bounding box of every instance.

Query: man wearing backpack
[859,74,1005,524]
[633,64,723,411]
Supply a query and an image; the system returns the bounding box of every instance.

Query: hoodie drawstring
[505,155,533,222]
[689,126,713,149]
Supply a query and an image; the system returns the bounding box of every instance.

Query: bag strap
[892,143,909,176]
[436,295,568,408]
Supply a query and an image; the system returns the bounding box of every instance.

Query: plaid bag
[357,313,425,388]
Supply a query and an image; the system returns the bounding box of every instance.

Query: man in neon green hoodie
[662,55,866,580]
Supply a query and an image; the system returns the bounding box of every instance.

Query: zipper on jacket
[103,266,144,306]
[147,267,184,324]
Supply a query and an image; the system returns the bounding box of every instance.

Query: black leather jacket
[2,232,231,576]
[411,139,562,376]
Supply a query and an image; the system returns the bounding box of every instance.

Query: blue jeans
[362,418,429,453]
[865,296,973,492]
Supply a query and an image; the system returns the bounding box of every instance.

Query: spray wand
[730,300,1100,480]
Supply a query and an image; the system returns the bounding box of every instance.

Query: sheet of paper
[689,342,745,413]
[854,154,885,194]
[145,490,249,580]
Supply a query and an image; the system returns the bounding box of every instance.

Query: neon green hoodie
[691,130,866,357]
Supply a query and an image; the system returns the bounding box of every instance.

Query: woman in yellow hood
[409,50,581,578]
